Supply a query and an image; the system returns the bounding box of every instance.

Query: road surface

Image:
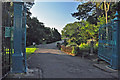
[27,41,118,78]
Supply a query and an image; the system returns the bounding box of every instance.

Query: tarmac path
[27,41,118,78]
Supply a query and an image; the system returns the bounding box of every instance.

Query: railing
[98,11,120,69]
[2,2,13,78]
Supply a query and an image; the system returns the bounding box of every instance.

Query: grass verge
[26,45,38,59]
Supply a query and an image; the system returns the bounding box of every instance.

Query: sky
[30,2,80,33]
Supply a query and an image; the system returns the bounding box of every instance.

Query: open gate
[98,11,120,69]
[98,21,115,66]
[2,2,13,77]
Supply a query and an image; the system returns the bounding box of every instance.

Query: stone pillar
[0,1,2,79]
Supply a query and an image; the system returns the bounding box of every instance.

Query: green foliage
[72,2,119,23]
[26,47,38,59]
[97,15,110,26]
[62,14,111,45]
[79,43,90,51]
[71,2,96,20]
[63,39,68,46]
[94,42,98,50]
[62,20,99,44]
[61,48,63,51]
[67,37,77,46]
[25,2,61,46]
[67,42,77,47]
[26,17,61,46]
[72,46,78,54]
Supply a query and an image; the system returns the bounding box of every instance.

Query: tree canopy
[26,17,61,46]
[62,1,120,46]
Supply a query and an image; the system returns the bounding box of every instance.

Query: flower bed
[61,45,75,56]
[61,42,98,57]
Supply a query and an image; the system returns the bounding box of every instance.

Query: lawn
[5,45,38,59]
[26,45,38,58]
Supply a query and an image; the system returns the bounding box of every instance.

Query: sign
[5,27,11,37]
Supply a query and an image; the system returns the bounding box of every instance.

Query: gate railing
[2,1,27,78]
[98,11,120,69]
[2,2,13,77]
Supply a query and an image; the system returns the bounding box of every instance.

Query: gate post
[22,4,27,72]
[12,2,25,73]
[0,1,2,79]
[112,11,120,69]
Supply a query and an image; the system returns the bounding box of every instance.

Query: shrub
[67,42,77,47]
[61,45,66,51]
[94,42,98,49]
[63,39,68,46]
[72,46,79,55]
[61,47,63,51]
[79,43,90,51]
[72,46,76,54]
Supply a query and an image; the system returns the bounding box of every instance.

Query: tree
[62,21,98,45]
[71,2,120,24]
[71,2,96,20]
[26,17,61,46]
[26,17,45,45]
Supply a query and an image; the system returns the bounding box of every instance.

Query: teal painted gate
[98,11,120,69]
[1,1,27,78]
[2,2,13,77]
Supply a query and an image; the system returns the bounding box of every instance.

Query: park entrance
[1,1,120,79]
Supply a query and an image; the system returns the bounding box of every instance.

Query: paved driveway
[27,42,118,78]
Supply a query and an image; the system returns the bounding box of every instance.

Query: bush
[63,39,68,46]
[79,43,90,51]
[67,42,77,47]
[72,46,79,55]
[78,42,98,54]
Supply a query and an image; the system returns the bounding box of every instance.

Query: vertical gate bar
[2,3,4,76]
[12,2,24,73]
[0,1,2,79]
[2,26,3,75]
[4,7,7,74]
[23,4,27,72]
[7,9,10,69]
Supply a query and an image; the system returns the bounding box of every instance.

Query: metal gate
[2,2,13,77]
[98,21,114,64]
[2,2,27,77]
[98,11,120,69]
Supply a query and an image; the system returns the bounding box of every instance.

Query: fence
[2,2,13,77]
[1,2,27,78]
